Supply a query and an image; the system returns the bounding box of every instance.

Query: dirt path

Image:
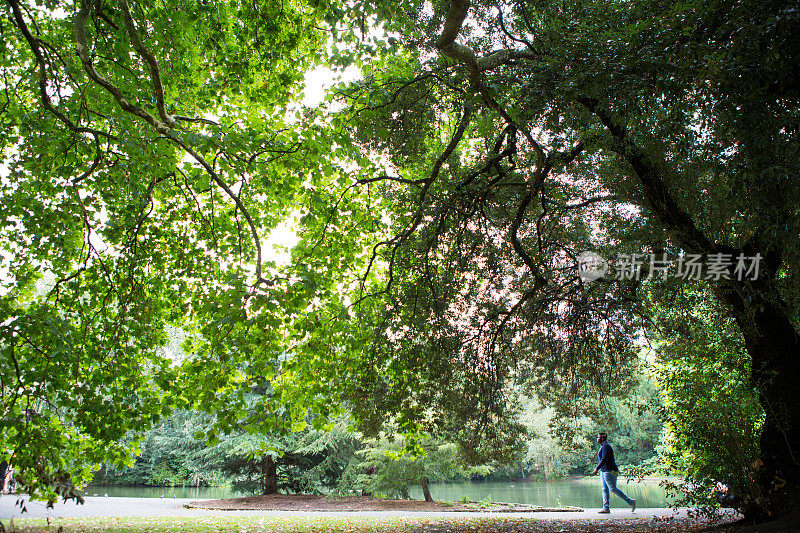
[186,493,583,512]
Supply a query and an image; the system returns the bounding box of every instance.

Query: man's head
[597,432,608,444]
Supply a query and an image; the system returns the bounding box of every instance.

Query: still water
[82,485,247,500]
[409,479,673,509]
[86,478,674,508]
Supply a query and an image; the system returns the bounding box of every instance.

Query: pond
[81,485,247,500]
[85,478,675,508]
[409,478,675,509]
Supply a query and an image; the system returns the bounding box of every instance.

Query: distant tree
[596,376,665,470]
[96,410,217,487]
[350,435,490,502]
[192,417,362,495]
[517,397,593,479]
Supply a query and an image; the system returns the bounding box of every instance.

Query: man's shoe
[630,499,636,512]
[598,509,610,514]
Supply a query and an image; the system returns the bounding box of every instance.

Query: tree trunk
[719,279,800,522]
[421,476,433,502]
[262,454,277,495]
[361,466,374,497]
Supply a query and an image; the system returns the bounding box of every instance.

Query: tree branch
[433,0,545,170]
[73,0,268,285]
[577,96,714,254]
[116,0,175,126]
[75,0,169,133]
[359,103,473,295]
[477,49,540,71]
[356,175,428,186]
[172,115,221,127]
[493,3,538,54]
[7,0,115,140]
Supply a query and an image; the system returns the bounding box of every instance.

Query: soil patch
[187,493,582,513]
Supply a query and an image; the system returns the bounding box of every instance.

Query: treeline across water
[94,377,665,498]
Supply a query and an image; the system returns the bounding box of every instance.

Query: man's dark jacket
[596,442,619,472]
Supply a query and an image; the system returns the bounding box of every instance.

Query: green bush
[651,284,763,513]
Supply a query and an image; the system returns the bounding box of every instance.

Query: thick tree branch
[116,0,175,126]
[477,49,540,70]
[173,115,221,127]
[508,187,537,274]
[577,96,714,254]
[75,0,169,132]
[433,0,545,169]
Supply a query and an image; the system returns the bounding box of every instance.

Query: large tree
[0,0,349,503]
[291,0,799,522]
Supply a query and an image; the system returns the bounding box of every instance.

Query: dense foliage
[0,0,351,503]
[93,380,665,496]
[292,0,799,521]
[651,284,763,509]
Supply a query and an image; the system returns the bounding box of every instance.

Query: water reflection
[409,479,673,508]
[81,485,246,500]
[85,478,674,508]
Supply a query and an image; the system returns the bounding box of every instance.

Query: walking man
[591,432,636,513]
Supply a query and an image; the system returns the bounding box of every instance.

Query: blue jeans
[601,471,632,510]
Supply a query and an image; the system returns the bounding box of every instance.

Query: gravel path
[1,494,693,520]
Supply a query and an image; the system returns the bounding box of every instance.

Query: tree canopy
[1,0,340,503]
[1,0,798,523]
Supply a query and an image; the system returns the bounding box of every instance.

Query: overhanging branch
[433,0,545,171]
[7,0,115,141]
[357,103,473,301]
[116,0,175,126]
[577,96,714,254]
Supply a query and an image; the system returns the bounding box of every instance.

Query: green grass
[0,516,546,533]
[0,514,712,533]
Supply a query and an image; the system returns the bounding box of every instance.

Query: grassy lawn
[0,515,729,533]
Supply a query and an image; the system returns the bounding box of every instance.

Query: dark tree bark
[421,476,433,502]
[719,273,800,522]
[262,454,277,495]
